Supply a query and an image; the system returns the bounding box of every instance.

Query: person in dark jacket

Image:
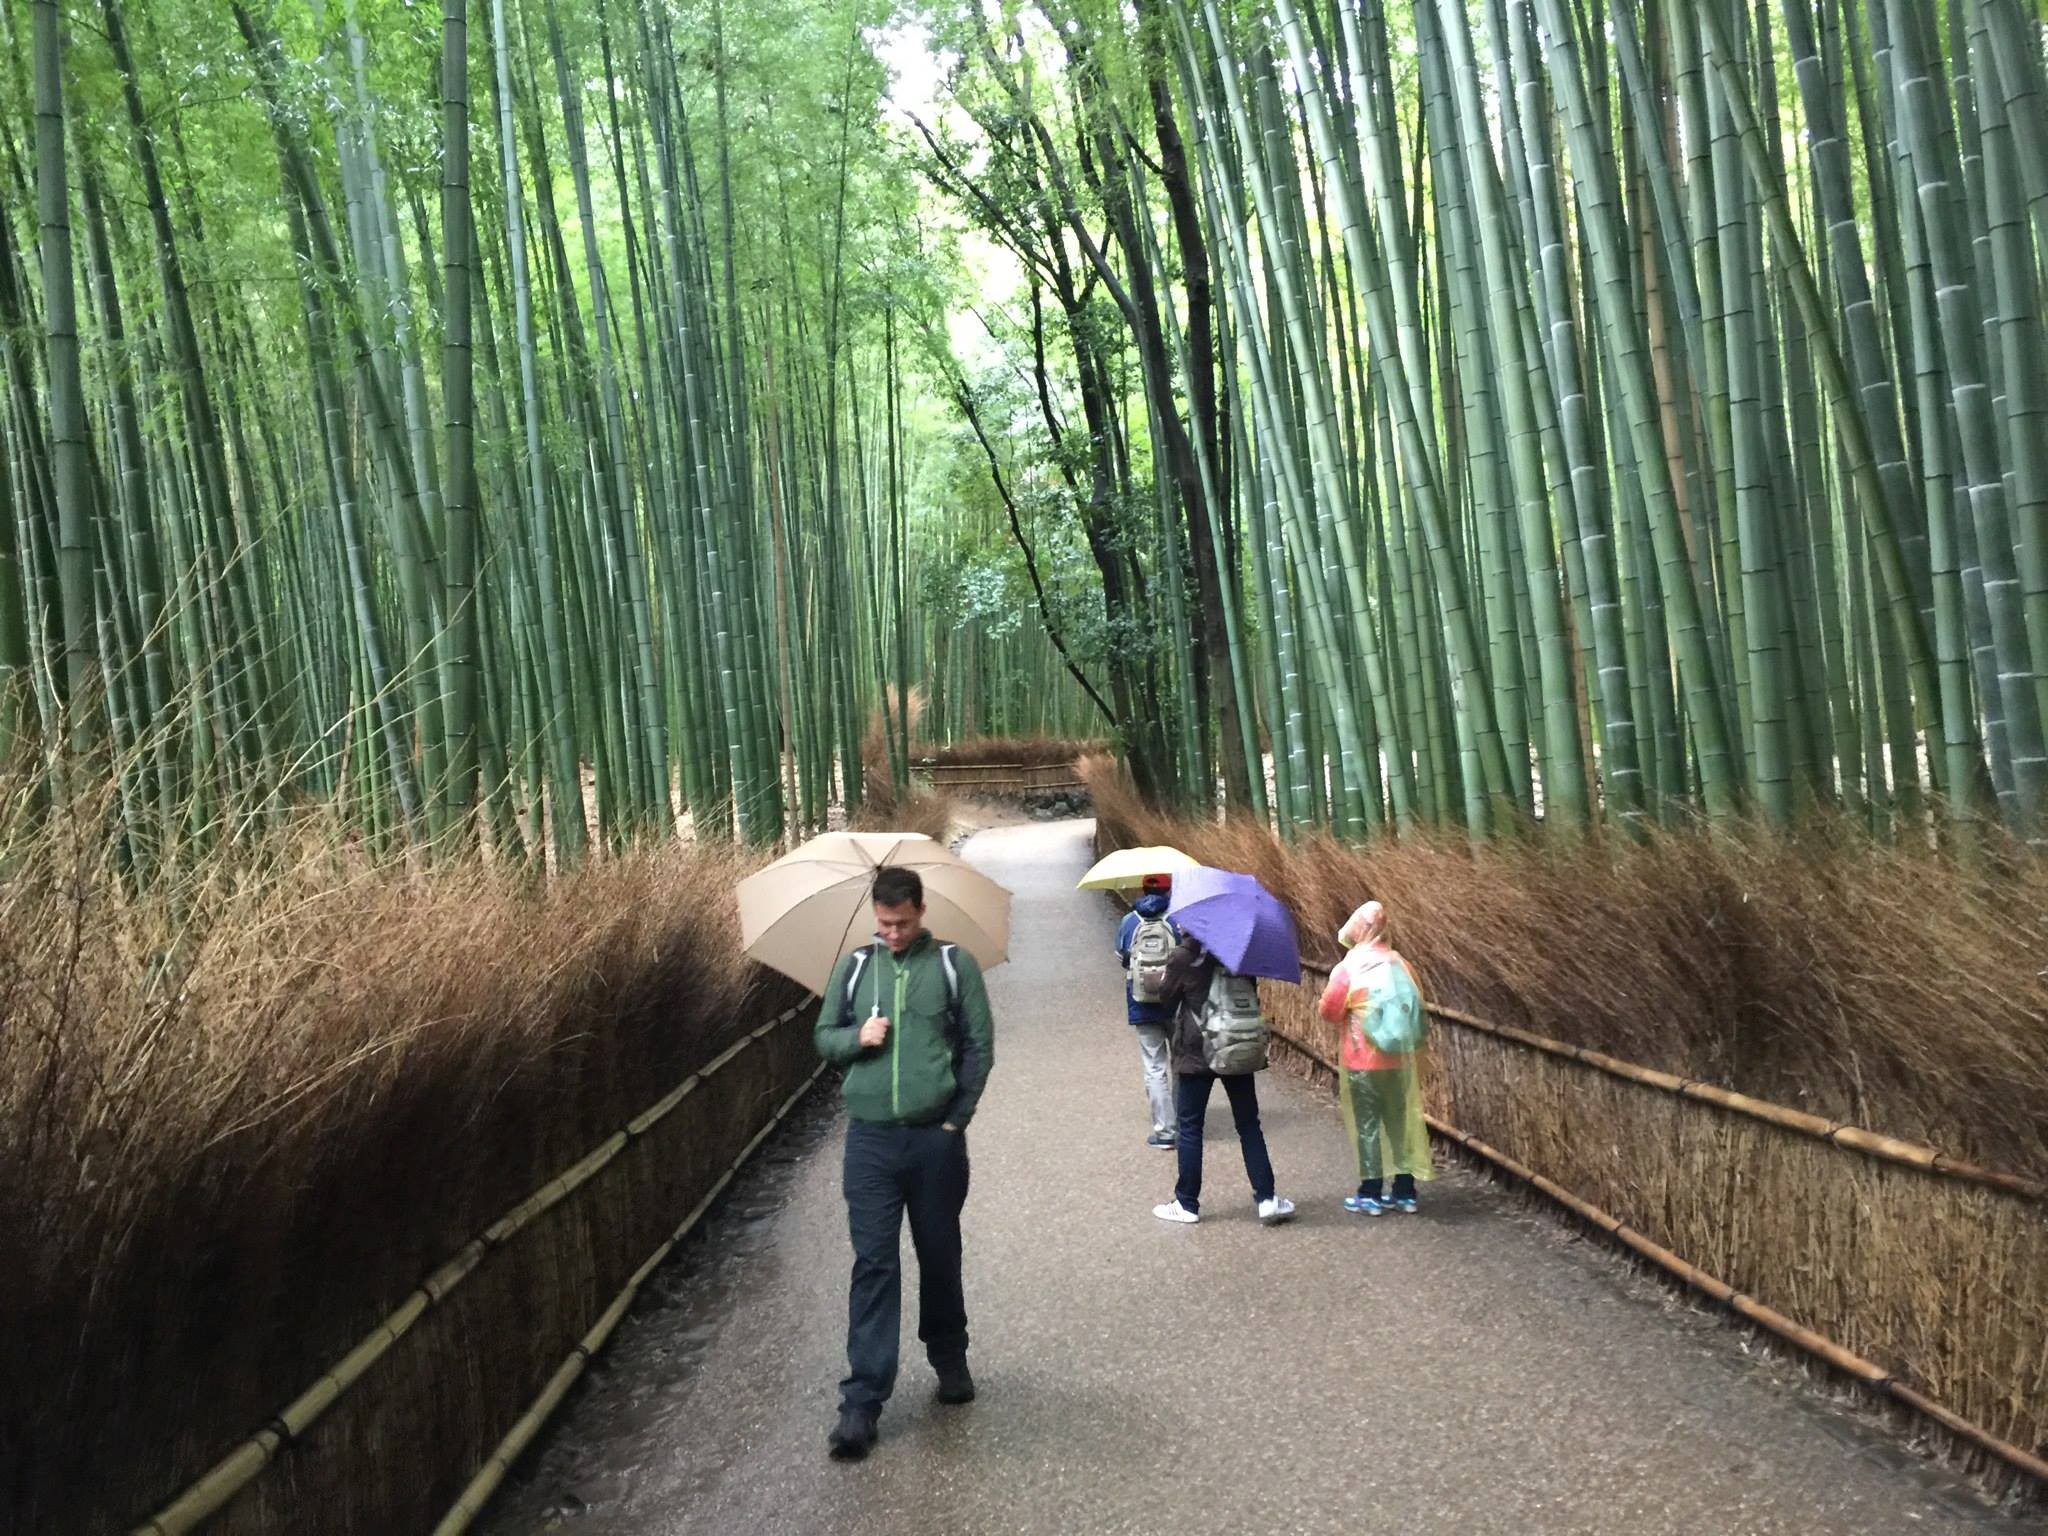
[813,865,996,1461]
[1115,874,1180,1147]
[1151,933,1295,1227]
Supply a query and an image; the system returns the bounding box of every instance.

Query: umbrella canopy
[1075,844,1200,891]
[737,831,1011,994]
[1166,866,1302,983]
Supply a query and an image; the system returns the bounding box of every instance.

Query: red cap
[1140,873,1172,893]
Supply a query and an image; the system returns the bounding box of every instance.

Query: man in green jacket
[814,865,995,1461]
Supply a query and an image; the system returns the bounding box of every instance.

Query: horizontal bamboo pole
[1421,1111,2048,1488]
[924,772,1086,790]
[431,1057,831,1535]
[923,762,1082,777]
[1295,963,2046,1202]
[1260,1018,2048,1490]
[131,1004,812,1536]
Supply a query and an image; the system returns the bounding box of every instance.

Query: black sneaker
[827,1406,879,1460]
[1145,1129,1176,1149]
[934,1359,976,1405]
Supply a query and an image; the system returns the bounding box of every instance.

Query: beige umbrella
[737,831,1011,994]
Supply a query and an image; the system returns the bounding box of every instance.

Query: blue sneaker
[1389,1196,1419,1214]
[1343,1194,1387,1216]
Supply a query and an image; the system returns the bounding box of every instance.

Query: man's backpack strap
[838,943,877,1026]
[938,943,964,1048]
[839,942,960,1042]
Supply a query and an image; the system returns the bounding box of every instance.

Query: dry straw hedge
[1079,756,2048,1175]
[855,691,955,839]
[852,782,953,843]
[1085,756,2048,1493]
[0,785,808,1534]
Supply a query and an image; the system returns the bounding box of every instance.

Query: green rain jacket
[814,932,995,1128]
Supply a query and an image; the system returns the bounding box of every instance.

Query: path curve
[481,820,2010,1535]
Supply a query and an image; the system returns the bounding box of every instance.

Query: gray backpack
[1127,916,1176,1004]
[1198,971,1269,1075]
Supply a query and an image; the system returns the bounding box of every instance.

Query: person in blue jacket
[1116,874,1181,1148]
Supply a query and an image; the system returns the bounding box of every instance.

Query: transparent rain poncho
[1320,903,1433,1184]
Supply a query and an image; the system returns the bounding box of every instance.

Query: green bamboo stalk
[33,0,98,760]
[492,0,586,862]
[1532,0,1740,817]
[441,0,481,843]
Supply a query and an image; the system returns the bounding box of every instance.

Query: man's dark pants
[1173,1070,1275,1215]
[841,1120,970,1414]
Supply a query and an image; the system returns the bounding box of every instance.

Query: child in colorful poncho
[1317,901,1432,1214]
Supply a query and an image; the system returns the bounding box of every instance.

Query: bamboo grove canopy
[2,0,1103,871]
[5,0,2048,859]
[909,0,2048,845]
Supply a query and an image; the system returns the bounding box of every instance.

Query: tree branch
[948,373,1118,731]
[904,109,1061,284]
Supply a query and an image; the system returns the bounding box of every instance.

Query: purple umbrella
[1166,866,1302,983]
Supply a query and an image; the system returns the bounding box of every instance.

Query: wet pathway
[480,820,2015,1535]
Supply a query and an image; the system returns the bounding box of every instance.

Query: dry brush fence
[912,737,1101,799]
[919,761,1088,796]
[1091,816,2048,1498]
[129,1000,822,1536]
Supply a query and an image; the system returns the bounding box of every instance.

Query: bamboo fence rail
[131,1003,816,1536]
[1413,1103,2048,1486]
[1294,963,2048,1203]
[431,1056,829,1534]
[920,761,1086,794]
[1259,972,2048,1492]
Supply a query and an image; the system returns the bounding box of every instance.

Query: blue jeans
[1173,1070,1275,1215]
[840,1121,970,1413]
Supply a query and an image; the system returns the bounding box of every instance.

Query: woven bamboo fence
[919,760,1086,795]
[126,1001,822,1536]
[1092,823,2047,1495]
[1259,972,2047,1483]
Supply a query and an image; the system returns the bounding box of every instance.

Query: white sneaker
[1258,1196,1296,1226]
[1152,1200,1199,1224]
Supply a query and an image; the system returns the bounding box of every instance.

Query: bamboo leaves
[14,0,2048,857]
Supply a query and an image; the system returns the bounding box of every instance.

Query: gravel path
[480,819,2018,1536]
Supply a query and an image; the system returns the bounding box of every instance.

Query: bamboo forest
[6,0,2048,856]
[12,3,2048,1532]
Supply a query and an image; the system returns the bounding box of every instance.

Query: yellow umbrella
[737,831,1011,994]
[1076,844,1200,891]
